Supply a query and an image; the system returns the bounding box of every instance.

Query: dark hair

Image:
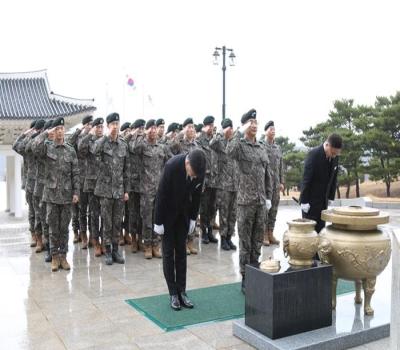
[187,149,206,178]
[327,133,343,149]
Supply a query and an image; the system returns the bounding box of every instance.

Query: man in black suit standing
[154,149,206,311]
[300,133,342,233]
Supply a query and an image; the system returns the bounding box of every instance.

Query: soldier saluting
[77,117,105,257]
[227,109,272,294]
[93,112,129,265]
[34,117,80,272]
[261,121,283,246]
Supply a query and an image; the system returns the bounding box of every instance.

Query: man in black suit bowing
[300,133,342,233]
[154,149,206,310]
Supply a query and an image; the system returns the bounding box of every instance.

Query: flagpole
[123,75,126,119]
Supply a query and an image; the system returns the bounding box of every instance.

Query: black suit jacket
[300,144,339,214]
[154,154,204,233]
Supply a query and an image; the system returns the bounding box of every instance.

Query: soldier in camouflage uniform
[210,118,238,251]
[156,118,165,142]
[196,116,218,244]
[24,120,47,253]
[227,109,272,294]
[32,120,54,262]
[34,117,80,272]
[195,123,203,138]
[67,115,93,248]
[168,118,199,254]
[160,122,180,149]
[93,113,129,265]
[12,121,40,247]
[77,117,104,257]
[119,122,133,246]
[126,119,145,253]
[261,121,284,246]
[131,119,170,259]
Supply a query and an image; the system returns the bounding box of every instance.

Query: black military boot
[241,275,246,294]
[105,245,113,265]
[207,225,218,243]
[112,244,125,264]
[201,227,209,244]
[227,235,237,250]
[44,242,52,263]
[221,237,230,251]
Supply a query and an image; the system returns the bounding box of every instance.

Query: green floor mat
[125,280,355,332]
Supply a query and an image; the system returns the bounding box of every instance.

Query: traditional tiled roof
[0,69,96,119]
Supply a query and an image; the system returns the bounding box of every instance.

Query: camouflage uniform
[227,132,272,276]
[68,129,91,236]
[25,133,46,241]
[196,132,217,236]
[34,132,80,256]
[170,136,197,156]
[13,133,36,234]
[210,133,238,239]
[31,133,50,245]
[263,139,285,231]
[12,133,28,190]
[132,136,170,245]
[78,134,102,241]
[93,136,129,246]
[126,134,142,238]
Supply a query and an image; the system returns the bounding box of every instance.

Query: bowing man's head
[186,149,206,179]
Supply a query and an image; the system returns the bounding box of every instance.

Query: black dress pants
[162,216,188,296]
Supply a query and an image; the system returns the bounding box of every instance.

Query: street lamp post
[213,46,236,120]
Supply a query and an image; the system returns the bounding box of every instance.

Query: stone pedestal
[5,155,22,218]
[245,263,332,339]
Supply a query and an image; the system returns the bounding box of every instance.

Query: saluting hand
[239,120,252,134]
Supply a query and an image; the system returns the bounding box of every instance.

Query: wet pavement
[0,206,398,349]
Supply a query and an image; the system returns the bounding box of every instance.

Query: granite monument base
[245,263,332,339]
[234,286,390,350]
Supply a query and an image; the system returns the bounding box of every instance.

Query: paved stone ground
[0,205,398,350]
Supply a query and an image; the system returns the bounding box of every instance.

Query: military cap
[82,115,93,125]
[30,120,37,128]
[264,120,274,131]
[145,119,156,130]
[241,109,257,124]
[182,118,194,128]
[35,119,46,130]
[156,118,165,126]
[43,120,53,130]
[106,112,120,124]
[221,118,233,129]
[167,122,179,134]
[92,117,104,127]
[52,117,65,128]
[195,123,203,133]
[131,119,146,129]
[120,122,131,132]
[203,115,215,126]
[177,124,183,131]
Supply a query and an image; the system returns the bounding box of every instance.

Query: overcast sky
[1,0,399,143]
